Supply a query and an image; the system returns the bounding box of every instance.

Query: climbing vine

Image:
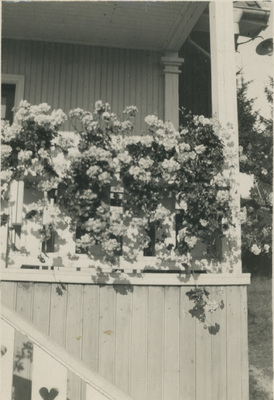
[1,100,238,272]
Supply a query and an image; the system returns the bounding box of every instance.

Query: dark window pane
[1,83,16,124]
[143,224,156,257]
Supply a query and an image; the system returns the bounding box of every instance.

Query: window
[1,74,25,123]
[1,84,16,124]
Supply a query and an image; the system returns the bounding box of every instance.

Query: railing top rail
[1,268,251,285]
[1,305,135,400]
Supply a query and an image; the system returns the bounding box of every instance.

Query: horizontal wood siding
[1,281,248,400]
[2,38,164,132]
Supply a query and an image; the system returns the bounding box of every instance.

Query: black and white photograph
[1,1,273,399]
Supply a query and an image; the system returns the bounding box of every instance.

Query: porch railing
[1,304,134,400]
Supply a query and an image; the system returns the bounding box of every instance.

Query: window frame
[1,74,25,119]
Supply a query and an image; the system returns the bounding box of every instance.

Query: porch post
[209,1,242,274]
[161,52,184,129]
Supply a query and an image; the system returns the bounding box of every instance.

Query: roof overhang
[194,1,271,38]
[1,1,208,52]
[2,1,270,52]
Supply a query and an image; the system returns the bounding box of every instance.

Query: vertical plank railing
[10,180,24,227]
[9,180,24,251]
[1,305,135,400]
[32,345,67,400]
[1,319,15,400]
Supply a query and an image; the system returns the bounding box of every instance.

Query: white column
[209,1,242,274]
[161,52,184,129]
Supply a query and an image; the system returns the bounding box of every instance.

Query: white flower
[176,194,188,211]
[163,121,175,132]
[197,115,212,126]
[1,168,12,179]
[205,300,220,313]
[152,204,170,221]
[69,108,85,120]
[162,137,177,151]
[240,154,248,163]
[121,120,134,132]
[194,144,206,154]
[82,113,93,127]
[202,118,212,126]
[180,200,188,211]
[177,227,188,242]
[128,165,151,183]
[155,128,164,137]
[140,136,153,147]
[18,100,30,108]
[184,235,198,248]
[129,166,141,177]
[85,218,105,233]
[38,148,50,159]
[200,219,208,227]
[264,244,270,253]
[188,151,196,160]
[145,115,159,126]
[87,147,112,162]
[18,150,33,162]
[95,100,103,111]
[1,144,12,158]
[50,109,67,127]
[102,238,121,255]
[195,258,209,271]
[98,171,111,183]
[117,152,132,164]
[123,106,139,117]
[216,190,229,203]
[261,168,268,175]
[34,114,51,126]
[87,165,102,177]
[177,152,191,163]
[112,119,121,130]
[138,157,154,169]
[250,244,261,255]
[102,111,111,120]
[212,173,230,188]
[35,103,51,113]
[161,159,180,172]
[178,143,190,152]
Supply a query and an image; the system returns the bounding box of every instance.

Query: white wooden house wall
[2,39,165,133]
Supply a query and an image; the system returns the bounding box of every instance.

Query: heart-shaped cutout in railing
[39,387,59,400]
[1,346,7,357]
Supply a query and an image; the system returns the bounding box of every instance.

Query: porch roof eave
[1,1,209,52]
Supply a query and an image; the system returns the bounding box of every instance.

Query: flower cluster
[2,101,235,269]
[1,101,66,188]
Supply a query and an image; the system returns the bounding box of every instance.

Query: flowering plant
[1,101,236,271]
[237,77,272,270]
